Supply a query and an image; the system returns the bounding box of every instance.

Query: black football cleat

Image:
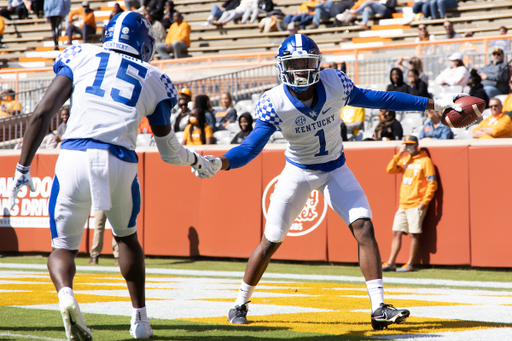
[228,301,250,325]
[371,303,410,330]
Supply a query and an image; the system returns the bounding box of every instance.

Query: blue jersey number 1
[86,52,147,107]
[314,129,329,157]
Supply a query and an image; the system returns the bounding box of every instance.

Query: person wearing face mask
[419,110,453,140]
[231,112,253,144]
[406,69,429,98]
[383,135,437,272]
[182,107,215,145]
[373,109,403,141]
[172,88,192,132]
[386,68,409,94]
[467,71,489,109]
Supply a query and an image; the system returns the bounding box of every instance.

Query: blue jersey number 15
[85,52,147,107]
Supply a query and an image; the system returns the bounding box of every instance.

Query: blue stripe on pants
[49,176,60,239]
[128,176,141,228]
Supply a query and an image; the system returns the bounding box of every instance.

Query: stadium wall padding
[0,144,509,267]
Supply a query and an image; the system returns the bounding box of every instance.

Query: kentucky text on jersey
[295,114,336,134]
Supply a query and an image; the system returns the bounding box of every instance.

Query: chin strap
[290,85,310,93]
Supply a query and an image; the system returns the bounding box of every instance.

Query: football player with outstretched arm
[7,12,218,340]
[200,34,465,330]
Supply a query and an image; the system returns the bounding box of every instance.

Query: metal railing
[175,64,280,106]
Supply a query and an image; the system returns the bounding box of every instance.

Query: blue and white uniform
[224,68,428,243]
[50,44,178,249]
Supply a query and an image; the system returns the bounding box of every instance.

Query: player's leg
[229,164,313,324]
[48,150,93,340]
[104,155,152,339]
[322,165,409,330]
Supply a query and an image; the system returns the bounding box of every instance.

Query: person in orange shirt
[138,117,153,136]
[0,89,21,117]
[472,98,512,139]
[182,108,214,145]
[383,135,437,272]
[66,1,96,45]
[156,11,190,59]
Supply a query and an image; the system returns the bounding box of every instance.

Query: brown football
[441,96,486,128]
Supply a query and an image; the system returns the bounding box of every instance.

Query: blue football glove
[9,163,35,209]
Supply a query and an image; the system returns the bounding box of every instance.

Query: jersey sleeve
[334,69,354,106]
[146,72,179,126]
[254,92,283,130]
[53,45,85,82]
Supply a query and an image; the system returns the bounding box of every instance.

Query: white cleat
[130,321,154,339]
[59,297,93,340]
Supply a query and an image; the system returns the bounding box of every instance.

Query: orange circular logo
[262,175,328,237]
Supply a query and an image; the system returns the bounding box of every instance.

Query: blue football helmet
[103,12,155,63]
[276,34,322,92]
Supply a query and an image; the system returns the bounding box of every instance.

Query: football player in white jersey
[8,12,218,340]
[201,34,465,330]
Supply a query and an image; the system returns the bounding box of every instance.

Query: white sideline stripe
[371,328,512,341]
[2,263,512,289]
[0,332,66,341]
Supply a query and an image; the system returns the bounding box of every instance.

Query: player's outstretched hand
[433,93,469,113]
[8,164,35,209]
[191,154,222,179]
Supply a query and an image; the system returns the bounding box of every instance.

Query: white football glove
[9,163,35,209]
[433,93,469,112]
[191,153,222,179]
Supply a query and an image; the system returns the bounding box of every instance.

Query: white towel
[87,149,112,211]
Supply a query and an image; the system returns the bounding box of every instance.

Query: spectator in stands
[40,126,58,149]
[66,1,96,45]
[435,53,470,87]
[414,24,436,56]
[411,0,430,20]
[145,12,166,44]
[478,48,510,99]
[0,89,20,116]
[383,135,437,272]
[489,26,510,52]
[30,0,44,18]
[231,112,253,144]
[182,107,215,145]
[386,68,409,94]
[502,80,512,120]
[202,0,240,26]
[144,0,166,22]
[216,0,252,25]
[467,71,489,108]
[172,88,192,132]
[162,1,175,29]
[407,69,429,98]
[278,0,317,30]
[138,117,153,135]
[441,20,460,39]
[340,105,364,139]
[396,56,428,84]
[156,11,190,59]
[215,93,238,130]
[0,0,29,21]
[419,110,453,140]
[340,61,347,73]
[472,98,512,139]
[373,109,403,141]
[310,0,335,29]
[258,11,284,33]
[102,3,124,39]
[56,106,70,142]
[331,0,356,26]
[350,0,396,30]
[427,0,457,19]
[0,15,5,47]
[340,120,348,141]
[45,0,71,50]
[88,211,120,265]
[241,0,274,24]
[124,0,141,11]
[195,94,217,132]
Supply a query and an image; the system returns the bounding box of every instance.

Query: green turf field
[1,255,511,341]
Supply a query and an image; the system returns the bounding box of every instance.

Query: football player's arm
[19,75,72,167]
[150,100,198,166]
[219,119,276,170]
[348,86,434,111]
